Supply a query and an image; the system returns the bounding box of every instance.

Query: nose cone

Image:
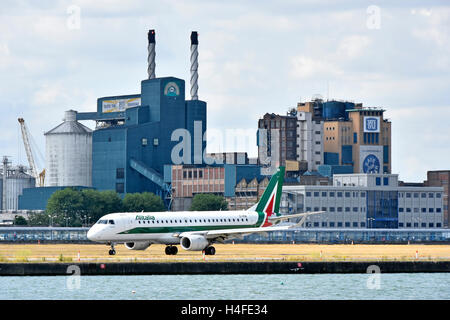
[87,226,100,242]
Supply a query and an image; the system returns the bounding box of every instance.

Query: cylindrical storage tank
[5,168,35,211]
[45,110,92,187]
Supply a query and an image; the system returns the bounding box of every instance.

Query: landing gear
[108,243,116,255]
[203,246,216,255]
[165,245,178,255]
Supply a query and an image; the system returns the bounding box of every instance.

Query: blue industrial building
[82,77,207,203]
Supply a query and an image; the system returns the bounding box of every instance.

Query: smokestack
[147,29,156,79]
[190,31,199,100]
[2,156,10,211]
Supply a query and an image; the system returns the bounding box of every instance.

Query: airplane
[87,166,324,255]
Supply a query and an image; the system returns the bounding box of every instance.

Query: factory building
[257,113,297,171]
[1,158,35,211]
[281,173,444,229]
[425,171,449,227]
[170,164,267,211]
[78,30,207,203]
[258,98,391,178]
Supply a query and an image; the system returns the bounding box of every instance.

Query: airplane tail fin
[253,166,285,220]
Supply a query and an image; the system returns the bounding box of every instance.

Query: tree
[46,188,85,227]
[122,192,165,212]
[82,189,123,223]
[27,212,51,226]
[14,215,27,225]
[190,194,228,211]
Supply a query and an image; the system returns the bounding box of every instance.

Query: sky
[0,0,449,182]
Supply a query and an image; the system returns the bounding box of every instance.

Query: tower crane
[18,118,45,187]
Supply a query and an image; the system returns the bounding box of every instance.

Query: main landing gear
[108,243,116,255]
[203,246,216,255]
[165,245,178,255]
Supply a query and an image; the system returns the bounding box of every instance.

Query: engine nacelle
[180,235,209,251]
[124,241,151,250]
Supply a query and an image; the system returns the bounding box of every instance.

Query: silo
[5,166,35,211]
[45,110,92,187]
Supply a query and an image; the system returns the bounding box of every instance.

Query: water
[0,273,449,300]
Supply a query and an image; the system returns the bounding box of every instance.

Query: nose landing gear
[108,243,116,255]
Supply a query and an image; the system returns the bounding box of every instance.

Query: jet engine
[180,235,209,251]
[124,241,151,250]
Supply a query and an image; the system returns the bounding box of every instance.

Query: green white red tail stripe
[255,166,285,227]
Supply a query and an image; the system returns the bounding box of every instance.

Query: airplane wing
[268,211,325,223]
[177,211,325,242]
[178,225,293,242]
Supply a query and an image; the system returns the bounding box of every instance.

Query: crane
[18,118,45,187]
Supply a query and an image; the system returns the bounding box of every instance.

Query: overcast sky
[0,0,449,182]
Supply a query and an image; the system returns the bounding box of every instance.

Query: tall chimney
[190,31,199,100]
[2,156,10,211]
[147,29,156,79]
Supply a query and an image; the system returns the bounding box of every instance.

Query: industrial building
[170,164,267,211]
[281,173,444,229]
[19,30,207,210]
[1,157,35,211]
[258,98,391,178]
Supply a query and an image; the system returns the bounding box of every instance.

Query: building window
[429,223,434,228]
[429,208,434,213]
[337,222,343,227]
[337,207,343,212]
[337,192,343,197]
[353,207,358,212]
[399,208,404,212]
[194,171,197,178]
[183,171,187,179]
[376,177,381,186]
[437,208,441,213]
[345,192,351,197]
[406,193,411,198]
[429,193,434,198]
[330,207,335,212]
[421,208,426,213]
[314,192,319,197]
[330,192,335,197]
[188,171,192,178]
[199,171,203,178]
[360,222,366,228]
[115,183,124,194]
[322,222,327,227]
[345,222,350,227]
[330,222,335,227]
[361,192,366,197]
[345,207,350,212]
[399,223,404,227]
[436,193,441,198]
[421,223,427,228]
[322,192,327,197]
[116,168,124,179]
[421,193,427,198]
[413,193,419,198]
[383,177,389,186]
[353,222,358,227]
[306,192,312,197]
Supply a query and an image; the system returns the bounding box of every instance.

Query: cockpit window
[108,220,115,225]
[97,220,107,224]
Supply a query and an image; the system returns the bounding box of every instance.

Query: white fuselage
[87,210,264,245]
